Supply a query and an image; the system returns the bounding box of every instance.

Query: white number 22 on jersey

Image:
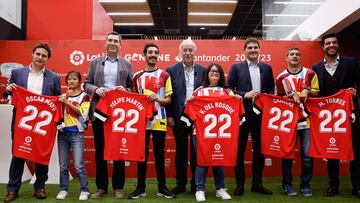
[204,113,231,138]
[267,107,294,133]
[319,109,346,133]
[112,108,139,133]
[18,105,53,136]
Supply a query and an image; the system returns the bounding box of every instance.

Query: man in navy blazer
[312,33,360,198]
[166,39,206,194]
[228,38,274,196]
[4,43,61,202]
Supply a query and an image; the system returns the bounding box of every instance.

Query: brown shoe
[4,192,18,202]
[114,189,125,199]
[34,189,47,199]
[90,189,107,199]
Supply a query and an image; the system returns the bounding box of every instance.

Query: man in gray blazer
[166,39,206,194]
[83,31,132,199]
[4,43,61,202]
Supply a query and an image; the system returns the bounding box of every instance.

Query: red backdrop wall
[0,40,352,178]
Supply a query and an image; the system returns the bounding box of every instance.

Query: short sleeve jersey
[305,89,354,160]
[61,92,90,133]
[181,94,245,166]
[132,68,172,131]
[253,93,307,159]
[95,89,155,162]
[12,86,63,165]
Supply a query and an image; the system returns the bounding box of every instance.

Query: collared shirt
[183,62,195,104]
[27,64,45,94]
[324,55,340,76]
[104,56,118,90]
[247,59,261,92]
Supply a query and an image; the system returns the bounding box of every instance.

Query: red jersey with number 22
[12,86,63,165]
[254,93,307,159]
[305,89,354,160]
[181,95,245,166]
[94,89,155,162]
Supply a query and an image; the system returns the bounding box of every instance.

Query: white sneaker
[195,191,206,202]
[79,191,90,201]
[56,190,68,200]
[216,188,231,200]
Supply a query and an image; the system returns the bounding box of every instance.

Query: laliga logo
[25,136,32,143]
[70,50,85,66]
[329,137,336,144]
[273,136,280,142]
[175,54,182,62]
[214,143,221,150]
[122,138,127,145]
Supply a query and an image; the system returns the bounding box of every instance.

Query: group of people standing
[3,31,360,202]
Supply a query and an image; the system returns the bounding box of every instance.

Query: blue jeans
[58,131,89,192]
[282,128,313,188]
[192,136,225,191]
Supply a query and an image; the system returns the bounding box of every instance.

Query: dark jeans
[282,128,313,188]
[92,119,125,191]
[173,122,196,187]
[137,130,167,189]
[327,122,360,189]
[235,114,264,186]
[7,157,48,192]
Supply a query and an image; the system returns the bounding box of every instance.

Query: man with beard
[228,38,274,196]
[84,31,133,199]
[128,43,175,199]
[276,48,319,197]
[166,39,206,195]
[312,33,360,198]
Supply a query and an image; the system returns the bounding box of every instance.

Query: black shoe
[190,184,196,194]
[128,188,146,199]
[157,188,176,199]
[234,185,244,196]
[251,184,273,195]
[352,187,360,199]
[323,185,339,197]
[171,186,186,195]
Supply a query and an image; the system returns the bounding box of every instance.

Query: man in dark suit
[166,39,206,194]
[84,31,133,199]
[228,38,274,196]
[3,43,61,202]
[312,33,360,198]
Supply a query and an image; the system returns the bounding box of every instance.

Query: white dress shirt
[247,59,261,92]
[27,65,45,94]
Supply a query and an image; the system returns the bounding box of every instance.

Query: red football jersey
[94,89,155,162]
[12,86,63,165]
[254,93,307,159]
[181,95,245,166]
[305,89,354,160]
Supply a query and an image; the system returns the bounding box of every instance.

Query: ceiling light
[274,1,322,5]
[200,27,206,30]
[263,24,299,27]
[114,22,154,26]
[189,0,237,3]
[108,12,151,16]
[265,14,310,17]
[188,23,228,26]
[154,36,158,40]
[99,0,146,3]
[232,36,236,40]
[189,12,232,16]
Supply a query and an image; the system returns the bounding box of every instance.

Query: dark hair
[202,62,228,88]
[143,42,159,55]
[33,43,51,58]
[321,33,337,46]
[65,71,81,84]
[106,31,122,42]
[287,47,300,56]
[244,38,260,49]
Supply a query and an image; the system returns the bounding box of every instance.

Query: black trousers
[235,114,264,186]
[137,130,167,189]
[173,121,196,187]
[327,122,360,189]
[92,119,125,191]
